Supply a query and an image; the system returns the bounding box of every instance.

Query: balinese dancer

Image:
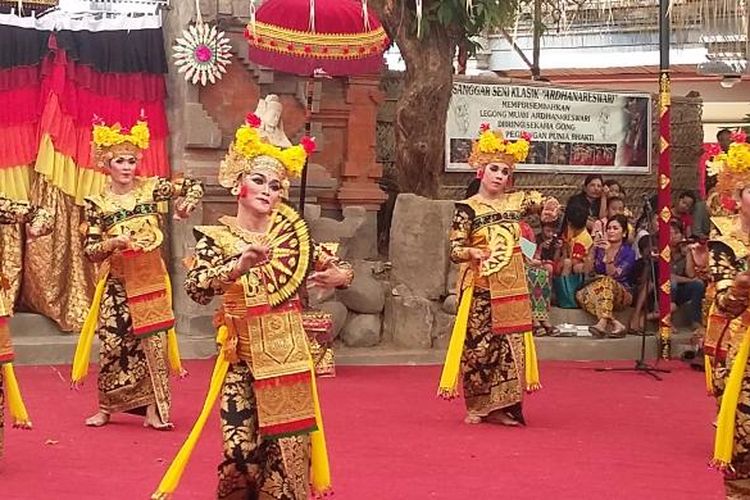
[438,125,559,426]
[705,133,750,498]
[152,112,353,500]
[71,118,204,430]
[0,198,52,458]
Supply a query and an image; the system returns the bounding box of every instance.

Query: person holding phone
[575,215,636,338]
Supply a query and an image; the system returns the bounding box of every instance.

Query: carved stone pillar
[337,75,386,211]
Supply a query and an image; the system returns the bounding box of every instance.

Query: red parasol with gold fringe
[245,0,389,77]
[244,0,389,215]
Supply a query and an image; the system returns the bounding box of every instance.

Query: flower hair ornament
[219,112,317,196]
[707,131,750,199]
[91,116,151,170]
[468,123,531,172]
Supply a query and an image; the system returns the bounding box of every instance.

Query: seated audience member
[527,220,561,336]
[575,215,636,338]
[554,199,593,308]
[627,235,658,335]
[672,190,696,237]
[563,174,604,231]
[669,220,706,335]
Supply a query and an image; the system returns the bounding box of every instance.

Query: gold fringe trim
[71,272,108,383]
[705,354,714,396]
[164,274,184,376]
[3,363,32,428]
[713,325,750,467]
[523,330,542,392]
[437,284,474,399]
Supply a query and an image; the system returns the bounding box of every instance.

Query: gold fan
[220,203,312,307]
[480,223,517,277]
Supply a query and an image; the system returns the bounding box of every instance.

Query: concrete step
[8,313,696,366]
[550,305,696,328]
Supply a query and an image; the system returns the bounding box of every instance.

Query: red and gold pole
[657,0,672,359]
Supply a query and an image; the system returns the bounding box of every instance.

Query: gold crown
[468,125,531,169]
[707,134,750,196]
[218,113,315,189]
[91,119,150,168]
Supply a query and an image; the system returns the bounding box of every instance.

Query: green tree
[371,0,521,197]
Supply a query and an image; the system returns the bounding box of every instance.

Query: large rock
[384,292,434,349]
[442,294,458,315]
[432,308,456,350]
[318,300,349,339]
[389,194,455,300]
[341,313,382,347]
[337,263,385,314]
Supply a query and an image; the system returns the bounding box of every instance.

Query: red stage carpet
[1,361,723,499]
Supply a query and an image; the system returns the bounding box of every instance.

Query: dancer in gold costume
[438,125,559,426]
[705,134,750,498]
[152,111,352,500]
[71,118,203,430]
[0,198,52,458]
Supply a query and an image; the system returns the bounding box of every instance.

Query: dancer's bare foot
[464,414,482,425]
[85,411,110,427]
[485,411,521,427]
[143,404,174,431]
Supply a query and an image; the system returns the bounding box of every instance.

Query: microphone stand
[595,196,671,380]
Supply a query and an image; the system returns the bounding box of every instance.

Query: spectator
[669,220,706,335]
[528,220,561,336]
[633,211,659,258]
[563,174,604,231]
[627,235,658,335]
[576,214,636,338]
[717,128,732,153]
[604,179,625,198]
[672,190,696,237]
[554,199,592,309]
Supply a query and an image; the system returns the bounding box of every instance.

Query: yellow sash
[713,326,750,469]
[152,327,331,499]
[3,363,32,428]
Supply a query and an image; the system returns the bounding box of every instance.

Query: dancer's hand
[468,248,489,266]
[109,235,131,251]
[309,266,351,289]
[234,244,270,276]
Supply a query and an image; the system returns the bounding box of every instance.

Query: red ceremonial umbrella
[244,0,389,213]
[245,0,389,77]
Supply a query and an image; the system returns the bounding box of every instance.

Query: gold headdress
[707,132,750,197]
[91,118,150,169]
[218,112,316,192]
[468,124,531,170]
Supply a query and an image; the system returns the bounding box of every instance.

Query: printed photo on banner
[445,82,652,174]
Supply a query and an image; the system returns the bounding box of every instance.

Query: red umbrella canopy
[245,0,389,76]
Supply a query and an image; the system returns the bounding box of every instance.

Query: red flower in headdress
[705,143,722,157]
[245,113,261,128]
[732,130,748,143]
[300,136,317,155]
[721,196,738,212]
[520,131,533,142]
[479,123,490,133]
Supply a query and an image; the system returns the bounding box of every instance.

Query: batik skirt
[218,362,311,500]
[96,277,170,423]
[461,290,525,421]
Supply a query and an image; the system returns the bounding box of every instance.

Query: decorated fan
[172,1,232,86]
[220,203,312,307]
[480,224,518,277]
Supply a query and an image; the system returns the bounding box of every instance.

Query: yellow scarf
[438,283,541,398]
[713,327,750,469]
[2,363,31,428]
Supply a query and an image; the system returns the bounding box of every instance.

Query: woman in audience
[564,174,604,231]
[527,220,561,336]
[576,214,636,338]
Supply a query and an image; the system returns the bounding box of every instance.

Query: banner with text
[446,82,652,174]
